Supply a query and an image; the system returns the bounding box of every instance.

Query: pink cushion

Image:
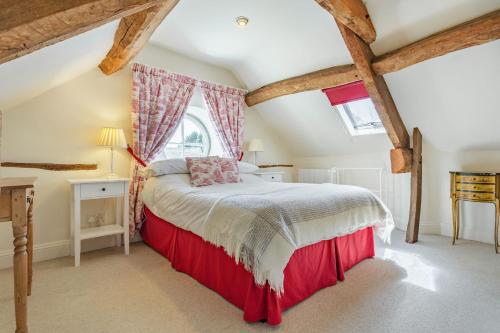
[219,158,240,183]
[186,157,224,187]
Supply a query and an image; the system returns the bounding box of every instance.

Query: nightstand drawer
[456,175,495,184]
[456,191,495,201]
[260,174,283,182]
[80,182,125,199]
[456,183,496,193]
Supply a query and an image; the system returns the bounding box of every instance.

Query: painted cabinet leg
[495,200,499,254]
[123,187,129,255]
[73,187,81,267]
[452,198,457,245]
[455,200,460,240]
[74,238,81,267]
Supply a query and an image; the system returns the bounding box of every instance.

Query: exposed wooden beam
[336,21,410,149]
[390,148,412,174]
[99,0,179,74]
[315,0,376,44]
[245,65,359,106]
[373,10,500,75]
[406,128,423,243]
[258,164,294,168]
[0,0,164,66]
[0,162,97,171]
[246,10,500,107]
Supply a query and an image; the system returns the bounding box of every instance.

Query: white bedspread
[141,175,394,294]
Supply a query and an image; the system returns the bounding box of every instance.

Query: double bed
[140,172,393,325]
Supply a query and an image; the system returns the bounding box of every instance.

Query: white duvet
[141,174,394,294]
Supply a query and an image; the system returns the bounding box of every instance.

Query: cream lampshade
[245,139,264,165]
[97,127,127,178]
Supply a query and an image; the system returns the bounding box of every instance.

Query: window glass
[163,114,211,158]
[335,98,386,136]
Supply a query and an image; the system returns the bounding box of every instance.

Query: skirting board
[393,216,442,235]
[0,240,70,269]
[0,236,129,269]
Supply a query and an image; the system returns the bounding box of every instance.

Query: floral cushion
[186,156,224,187]
[219,158,240,183]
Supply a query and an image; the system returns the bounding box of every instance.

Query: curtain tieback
[127,145,147,167]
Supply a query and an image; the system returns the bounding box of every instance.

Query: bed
[140,172,393,325]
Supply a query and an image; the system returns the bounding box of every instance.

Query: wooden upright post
[406,128,423,243]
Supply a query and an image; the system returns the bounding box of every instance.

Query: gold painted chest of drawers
[450,172,499,253]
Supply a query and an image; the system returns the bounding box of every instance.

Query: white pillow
[146,158,188,177]
[238,161,259,174]
[240,173,266,183]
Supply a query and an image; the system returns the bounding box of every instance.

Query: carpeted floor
[1,230,499,333]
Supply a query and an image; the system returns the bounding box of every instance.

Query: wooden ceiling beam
[373,10,500,75]
[336,21,410,151]
[0,0,164,65]
[99,0,179,75]
[314,0,376,44]
[245,9,500,106]
[245,65,360,107]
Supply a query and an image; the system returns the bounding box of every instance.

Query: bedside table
[68,178,130,266]
[254,171,284,182]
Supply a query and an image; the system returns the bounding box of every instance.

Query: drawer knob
[101,187,106,192]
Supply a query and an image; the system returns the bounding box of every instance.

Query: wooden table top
[0,177,37,189]
[450,171,499,176]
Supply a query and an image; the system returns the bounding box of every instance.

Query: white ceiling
[1,0,499,156]
[150,0,500,155]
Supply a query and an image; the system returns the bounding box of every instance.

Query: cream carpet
[1,230,500,333]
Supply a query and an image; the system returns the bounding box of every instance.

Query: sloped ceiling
[0,21,118,110]
[150,0,500,155]
[0,0,499,156]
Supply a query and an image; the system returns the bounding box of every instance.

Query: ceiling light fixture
[235,16,249,27]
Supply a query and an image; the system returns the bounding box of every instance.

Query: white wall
[294,140,500,245]
[0,44,292,268]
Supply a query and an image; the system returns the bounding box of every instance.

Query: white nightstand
[254,171,284,182]
[68,178,130,266]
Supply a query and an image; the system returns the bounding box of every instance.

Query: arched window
[164,114,211,158]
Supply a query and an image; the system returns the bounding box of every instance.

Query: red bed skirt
[141,207,375,325]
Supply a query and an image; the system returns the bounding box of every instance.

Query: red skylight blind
[322,81,369,106]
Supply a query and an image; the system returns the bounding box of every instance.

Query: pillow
[240,173,267,183]
[238,161,259,174]
[146,158,188,177]
[219,158,240,183]
[186,156,224,187]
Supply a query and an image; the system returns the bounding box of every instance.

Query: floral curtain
[129,63,196,235]
[200,81,246,159]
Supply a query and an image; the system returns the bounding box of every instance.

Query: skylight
[322,81,386,136]
[335,98,385,136]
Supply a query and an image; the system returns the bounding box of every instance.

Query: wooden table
[0,177,36,333]
[450,172,499,253]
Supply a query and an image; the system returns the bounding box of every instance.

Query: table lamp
[245,139,264,165]
[97,127,127,178]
